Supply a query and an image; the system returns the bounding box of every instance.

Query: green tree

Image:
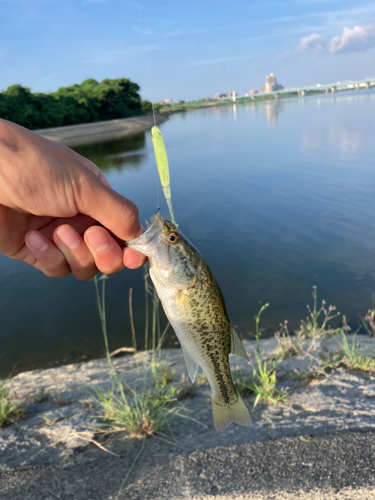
[0,77,149,129]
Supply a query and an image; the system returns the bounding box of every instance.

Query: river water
[1,90,375,377]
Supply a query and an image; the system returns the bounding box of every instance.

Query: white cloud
[330,25,375,53]
[300,24,375,56]
[300,33,327,56]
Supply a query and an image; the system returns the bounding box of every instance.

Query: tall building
[261,74,284,93]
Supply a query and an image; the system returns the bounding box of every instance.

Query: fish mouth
[126,213,164,255]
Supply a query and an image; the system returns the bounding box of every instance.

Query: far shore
[35,114,168,148]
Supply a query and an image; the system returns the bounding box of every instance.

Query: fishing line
[136,0,160,209]
[136,1,177,225]
[115,438,145,500]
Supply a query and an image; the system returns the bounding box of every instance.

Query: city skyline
[1,1,375,102]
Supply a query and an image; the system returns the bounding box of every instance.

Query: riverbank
[1,334,375,498]
[35,114,168,147]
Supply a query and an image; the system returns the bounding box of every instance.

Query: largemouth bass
[127,214,251,431]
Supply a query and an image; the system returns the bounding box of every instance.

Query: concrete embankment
[1,334,375,499]
[35,114,168,147]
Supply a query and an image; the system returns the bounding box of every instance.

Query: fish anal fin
[181,346,199,383]
[231,328,248,360]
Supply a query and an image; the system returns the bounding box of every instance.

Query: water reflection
[330,126,362,154]
[74,132,146,172]
[302,122,363,154]
[262,101,279,126]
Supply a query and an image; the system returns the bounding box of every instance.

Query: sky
[1,0,375,102]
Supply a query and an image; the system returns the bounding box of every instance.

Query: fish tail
[211,393,252,432]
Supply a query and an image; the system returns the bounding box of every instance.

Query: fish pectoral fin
[181,347,199,383]
[231,328,249,361]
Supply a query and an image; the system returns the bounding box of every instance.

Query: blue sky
[1,0,375,102]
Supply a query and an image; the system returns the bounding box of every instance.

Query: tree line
[0,78,153,130]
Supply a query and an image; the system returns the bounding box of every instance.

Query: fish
[127,213,251,432]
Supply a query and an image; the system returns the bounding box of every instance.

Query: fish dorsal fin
[181,346,199,383]
[231,328,249,360]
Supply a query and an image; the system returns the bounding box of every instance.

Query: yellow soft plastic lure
[151,126,178,226]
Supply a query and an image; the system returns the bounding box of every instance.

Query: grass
[274,320,304,359]
[274,287,352,361]
[361,296,375,337]
[0,383,23,427]
[251,360,289,407]
[298,286,349,339]
[94,381,181,439]
[233,359,288,407]
[92,268,184,441]
[294,333,375,380]
[91,273,375,438]
[246,304,289,407]
[339,333,375,373]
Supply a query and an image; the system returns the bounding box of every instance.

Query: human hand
[0,119,147,279]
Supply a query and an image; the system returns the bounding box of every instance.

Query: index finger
[75,171,143,242]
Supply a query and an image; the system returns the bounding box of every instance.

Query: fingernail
[86,230,110,252]
[26,231,49,252]
[56,226,81,250]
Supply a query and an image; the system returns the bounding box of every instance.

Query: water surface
[1,90,375,377]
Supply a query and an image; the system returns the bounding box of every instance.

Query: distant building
[159,99,173,105]
[214,92,238,100]
[261,73,284,93]
[249,89,258,95]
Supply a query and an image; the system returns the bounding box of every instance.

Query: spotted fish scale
[127,214,251,431]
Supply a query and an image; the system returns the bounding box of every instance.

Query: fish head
[126,213,197,290]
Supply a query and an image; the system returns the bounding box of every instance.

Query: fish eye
[168,232,179,244]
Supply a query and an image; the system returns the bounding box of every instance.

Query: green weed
[339,333,375,373]
[94,381,180,439]
[274,320,304,358]
[0,384,23,427]
[249,304,289,407]
[92,270,183,439]
[298,286,349,339]
[361,297,375,337]
[250,358,289,407]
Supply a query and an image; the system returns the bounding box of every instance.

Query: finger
[80,157,112,188]
[53,225,98,281]
[38,214,97,241]
[123,246,147,269]
[84,226,124,275]
[75,172,143,242]
[25,230,71,278]
[59,144,112,188]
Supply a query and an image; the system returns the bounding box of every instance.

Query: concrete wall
[35,114,168,148]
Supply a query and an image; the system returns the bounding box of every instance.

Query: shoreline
[2,334,375,498]
[2,334,375,465]
[35,114,168,147]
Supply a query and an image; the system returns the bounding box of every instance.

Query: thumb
[76,172,142,241]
